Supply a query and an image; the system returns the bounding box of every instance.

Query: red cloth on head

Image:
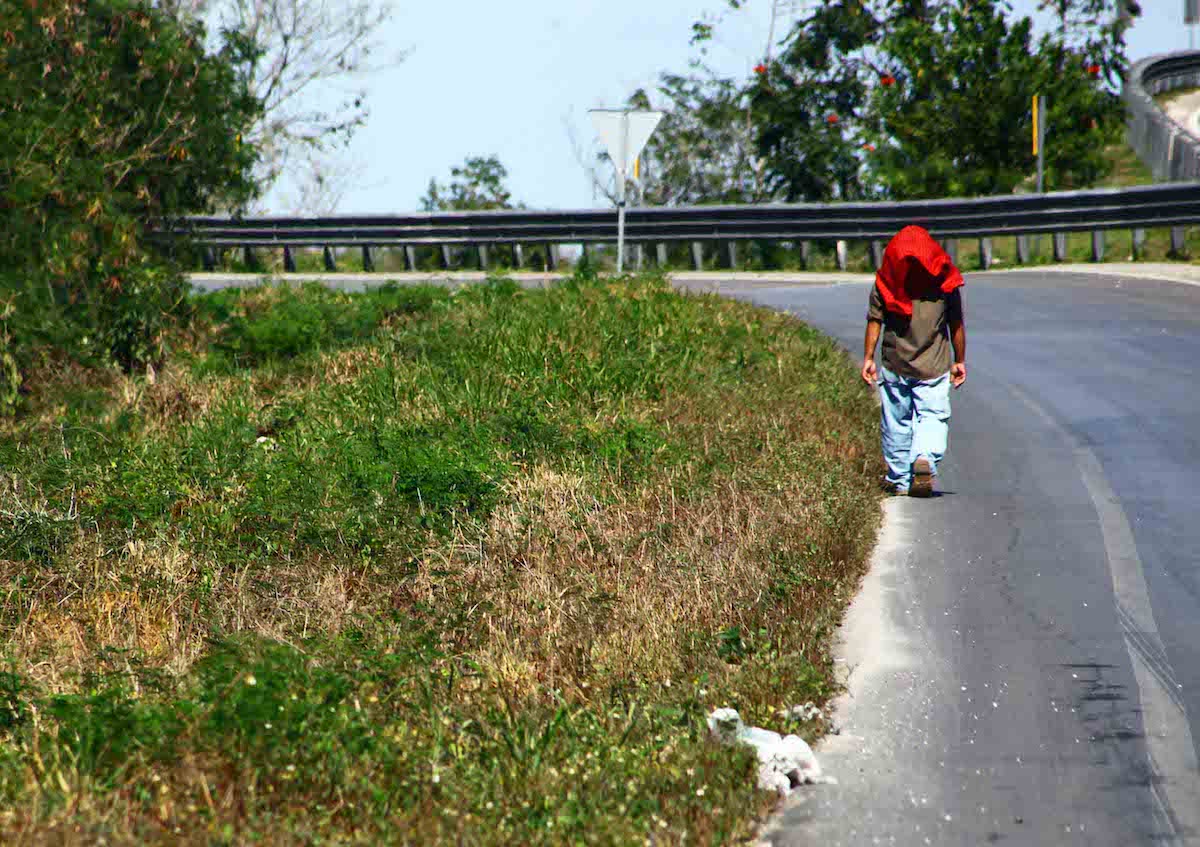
[874,225,964,317]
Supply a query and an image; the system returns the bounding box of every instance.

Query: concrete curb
[189,264,1200,292]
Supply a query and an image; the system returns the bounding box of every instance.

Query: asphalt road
[703,272,1200,846]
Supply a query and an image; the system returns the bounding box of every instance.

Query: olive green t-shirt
[867,285,963,380]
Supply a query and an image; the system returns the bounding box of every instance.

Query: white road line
[1005,380,1200,844]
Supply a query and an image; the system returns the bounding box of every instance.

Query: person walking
[860,225,967,498]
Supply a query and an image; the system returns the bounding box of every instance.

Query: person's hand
[951,362,967,389]
[861,357,878,386]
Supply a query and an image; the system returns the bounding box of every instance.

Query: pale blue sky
[262,0,1179,215]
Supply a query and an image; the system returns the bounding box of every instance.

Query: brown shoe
[909,458,934,498]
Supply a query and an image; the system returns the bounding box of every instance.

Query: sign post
[589,109,663,273]
[1033,94,1046,193]
[1188,0,1199,48]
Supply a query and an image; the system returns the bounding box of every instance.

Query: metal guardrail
[176,57,1200,274]
[181,181,1200,272]
[1126,50,1200,181]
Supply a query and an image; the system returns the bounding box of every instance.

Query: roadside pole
[1034,94,1047,258]
[590,109,663,274]
[1034,94,1046,194]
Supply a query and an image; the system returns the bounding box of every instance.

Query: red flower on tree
[862,143,876,152]
[754,63,768,76]
[827,113,839,124]
[880,74,896,87]
[1087,63,1101,76]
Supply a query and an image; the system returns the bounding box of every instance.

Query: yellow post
[634,157,640,180]
[1032,95,1039,156]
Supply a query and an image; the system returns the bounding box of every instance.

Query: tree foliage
[201,0,397,209]
[643,0,1137,204]
[759,0,1136,200]
[629,70,772,206]
[857,0,1131,198]
[420,156,514,211]
[0,0,259,407]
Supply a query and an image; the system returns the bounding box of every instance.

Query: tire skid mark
[1004,378,1200,845]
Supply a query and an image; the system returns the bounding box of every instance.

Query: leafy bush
[199,282,449,363]
[0,0,259,402]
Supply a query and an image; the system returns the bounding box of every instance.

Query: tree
[750,1,879,201]
[0,0,260,405]
[627,70,772,206]
[420,156,514,211]
[752,0,1137,200]
[165,0,400,210]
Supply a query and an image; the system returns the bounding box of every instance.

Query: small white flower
[696,786,706,797]
[245,674,257,687]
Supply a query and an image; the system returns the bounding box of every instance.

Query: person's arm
[949,291,966,389]
[862,319,882,385]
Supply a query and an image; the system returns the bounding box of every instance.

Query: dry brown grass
[1,537,212,690]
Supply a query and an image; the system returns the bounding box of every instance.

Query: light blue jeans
[879,366,951,491]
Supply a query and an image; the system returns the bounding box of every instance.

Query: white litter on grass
[707,708,836,796]
[778,703,823,723]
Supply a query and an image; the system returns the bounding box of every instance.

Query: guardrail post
[323,246,337,272]
[799,241,811,270]
[1053,233,1067,262]
[1015,235,1029,265]
[726,242,739,269]
[940,239,958,265]
[977,238,993,270]
[440,245,453,269]
[835,240,848,271]
[362,246,374,272]
[202,247,216,271]
[869,240,883,270]
[1090,230,1105,262]
[546,245,557,271]
[691,242,704,271]
[1170,226,1187,258]
[283,246,296,273]
[478,245,490,270]
[513,244,525,269]
[404,245,418,271]
[656,244,668,267]
[1132,228,1146,260]
[635,243,645,271]
[242,246,258,270]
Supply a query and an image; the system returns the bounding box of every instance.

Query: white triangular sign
[589,109,663,175]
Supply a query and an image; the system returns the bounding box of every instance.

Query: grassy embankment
[0,273,880,843]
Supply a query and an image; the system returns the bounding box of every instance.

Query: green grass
[1096,139,1155,188]
[0,273,881,843]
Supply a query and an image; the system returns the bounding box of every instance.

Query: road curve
[1162,89,1200,137]
[701,271,1200,846]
